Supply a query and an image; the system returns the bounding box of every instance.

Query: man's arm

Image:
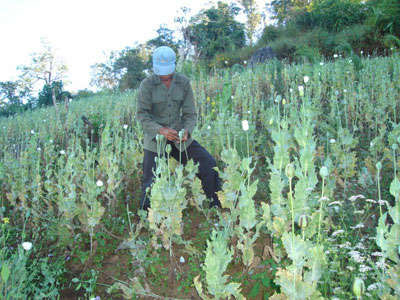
[181,79,197,140]
[136,80,163,139]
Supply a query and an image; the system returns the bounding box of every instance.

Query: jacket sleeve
[182,80,197,136]
[136,80,162,139]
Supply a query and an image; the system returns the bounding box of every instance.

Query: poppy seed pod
[285,163,295,179]
[299,215,308,229]
[353,278,365,298]
[320,166,329,178]
[166,144,172,154]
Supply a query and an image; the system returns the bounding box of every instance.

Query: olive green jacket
[136,72,197,153]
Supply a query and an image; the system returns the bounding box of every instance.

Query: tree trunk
[52,86,60,121]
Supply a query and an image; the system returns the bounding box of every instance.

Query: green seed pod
[179,129,184,140]
[285,163,295,179]
[299,215,308,229]
[166,144,172,155]
[352,278,365,298]
[376,161,382,170]
[320,166,329,178]
[392,143,398,151]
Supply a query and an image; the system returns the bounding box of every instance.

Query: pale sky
[0,0,269,93]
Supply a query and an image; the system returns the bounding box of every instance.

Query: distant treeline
[1,0,399,117]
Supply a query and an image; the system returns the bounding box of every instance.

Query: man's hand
[159,127,179,141]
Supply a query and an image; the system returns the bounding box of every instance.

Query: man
[136,46,221,211]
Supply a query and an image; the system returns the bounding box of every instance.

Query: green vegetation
[1,53,400,298]
[2,0,399,117]
[1,1,400,298]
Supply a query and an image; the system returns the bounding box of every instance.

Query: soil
[60,198,276,300]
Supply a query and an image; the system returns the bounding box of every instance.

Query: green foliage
[2,53,400,298]
[147,25,180,56]
[194,229,244,300]
[304,0,369,32]
[71,269,98,296]
[0,224,65,299]
[37,80,71,107]
[113,47,147,91]
[147,146,199,251]
[0,81,31,117]
[73,89,95,99]
[377,175,400,297]
[367,0,400,36]
[260,0,398,60]
[186,2,245,61]
[90,46,147,92]
[210,46,256,69]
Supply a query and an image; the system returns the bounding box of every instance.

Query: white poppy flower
[22,242,33,251]
[60,150,66,155]
[179,256,185,263]
[241,120,249,131]
[298,85,304,96]
[303,76,309,83]
[96,180,103,187]
[123,124,128,129]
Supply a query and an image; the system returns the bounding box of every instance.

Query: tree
[185,1,246,60]
[269,0,313,24]
[174,6,194,60]
[74,89,95,100]
[90,51,119,90]
[145,25,180,68]
[0,81,31,117]
[37,81,71,107]
[113,47,147,91]
[90,46,147,92]
[16,37,69,114]
[147,25,179,53]
[18,38,68,88]
[237,0,262,46]
[367,0,400,37]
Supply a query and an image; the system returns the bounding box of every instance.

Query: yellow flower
[269,119,273,125]
[282,99,286,105]
[211,101,216,107]
[206,96,210,102]
[2,217,9,224]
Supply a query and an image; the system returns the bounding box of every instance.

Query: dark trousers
[140,140,221,210]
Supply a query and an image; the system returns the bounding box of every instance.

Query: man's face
[159,73,173,82]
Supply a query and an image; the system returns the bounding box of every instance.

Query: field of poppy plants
[1,52,400,299]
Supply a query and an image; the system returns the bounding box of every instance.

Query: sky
[0,0,269,93]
